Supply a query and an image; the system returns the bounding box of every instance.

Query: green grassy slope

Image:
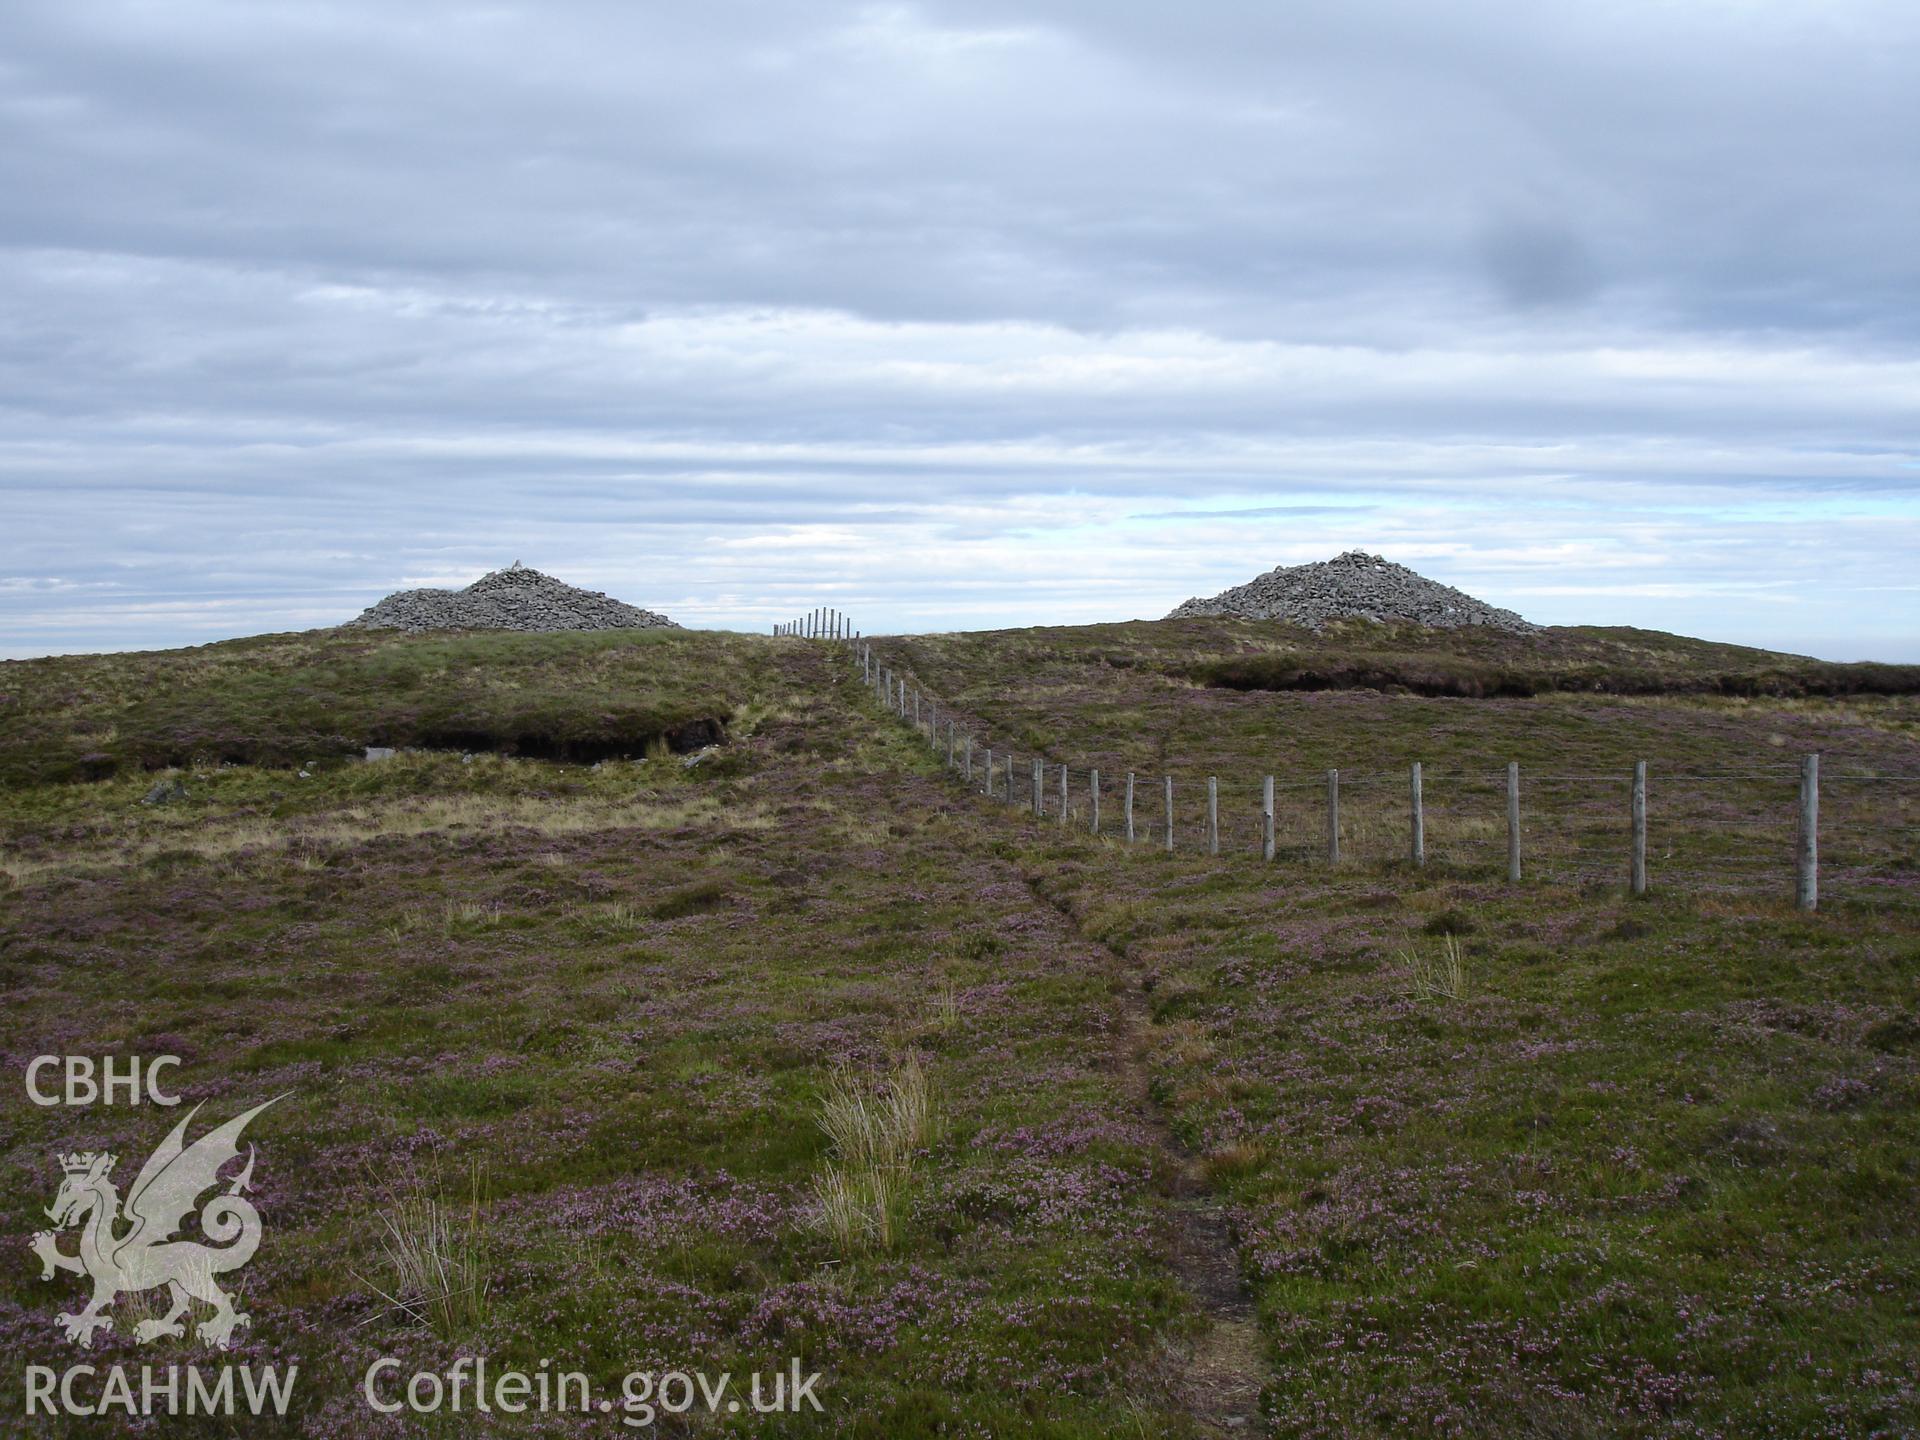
[0,627,772,786]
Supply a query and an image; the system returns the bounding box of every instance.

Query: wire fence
[849,641,1920,910]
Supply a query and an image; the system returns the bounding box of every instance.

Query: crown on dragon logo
[58,1152,112,1175]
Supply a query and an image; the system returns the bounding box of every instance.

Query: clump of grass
[811,1165,906,1252]
[598,901,643,933]
[809,1054,934,1254]
[819,1052,931,1167]
[357,1160,490,1340]
[1403,934,1469,1001]
[442,899,501,930]
[927,981,961,1033]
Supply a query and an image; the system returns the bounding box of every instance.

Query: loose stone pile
[1167,551,1535,633]
[347,563,678,633]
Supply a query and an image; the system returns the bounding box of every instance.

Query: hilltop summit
[1167,551,1534,633]
[347,563,678,633]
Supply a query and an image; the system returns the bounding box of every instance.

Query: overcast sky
[3,1,1918,660]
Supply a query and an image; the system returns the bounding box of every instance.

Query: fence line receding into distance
[775,608,857,639]
[826,636,1920,912]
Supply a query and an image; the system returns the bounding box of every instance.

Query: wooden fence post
[964,737,973,782]
[947,721,955,767]
[1798,753,1819,911]
[1005,756,1013,805]
[1207,776,1219,856]
[1410,762,1425,867]
[1326,768,1340,865]
[984,748,993,796]
[1033,758,1044,817]
[1125,771,1136,843]
[1506,761,1522,883]
[1058,763,1069,825]
[1630,761,1648,896]
[1262,774,1275,862]
[1090,769,1100,834]
[1164,776,1174,852]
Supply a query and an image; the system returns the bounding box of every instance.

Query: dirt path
[1023,869,1268,1435]
[839,644,1269,1432]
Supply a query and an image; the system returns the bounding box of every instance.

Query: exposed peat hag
[1197,653,1920,699]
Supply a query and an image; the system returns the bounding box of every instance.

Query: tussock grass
[1401,933,1469,1001]
[357,1160,490,1340]
[810,1054,935,1254]
[819,1052,932,1169]
[811,1165,907,1252]
[926,981,962,1034]
[442,899,502,930]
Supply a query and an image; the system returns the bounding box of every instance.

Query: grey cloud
[2,1,1919,660]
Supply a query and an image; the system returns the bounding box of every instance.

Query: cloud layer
[3,1,1917,658]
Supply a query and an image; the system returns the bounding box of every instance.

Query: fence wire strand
[856,645,1918,905]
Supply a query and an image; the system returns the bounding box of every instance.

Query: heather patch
[7,624,1919,1434]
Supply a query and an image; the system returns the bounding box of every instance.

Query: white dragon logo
[30,1097,282,1350]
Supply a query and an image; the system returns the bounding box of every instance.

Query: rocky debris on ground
[1167,551,1535,633]
[363,746,397,762]
[141,777,189,805]
[346,563,677,633]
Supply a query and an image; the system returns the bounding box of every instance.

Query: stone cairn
[347,563,677,633]
[1167,550,1535,632]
